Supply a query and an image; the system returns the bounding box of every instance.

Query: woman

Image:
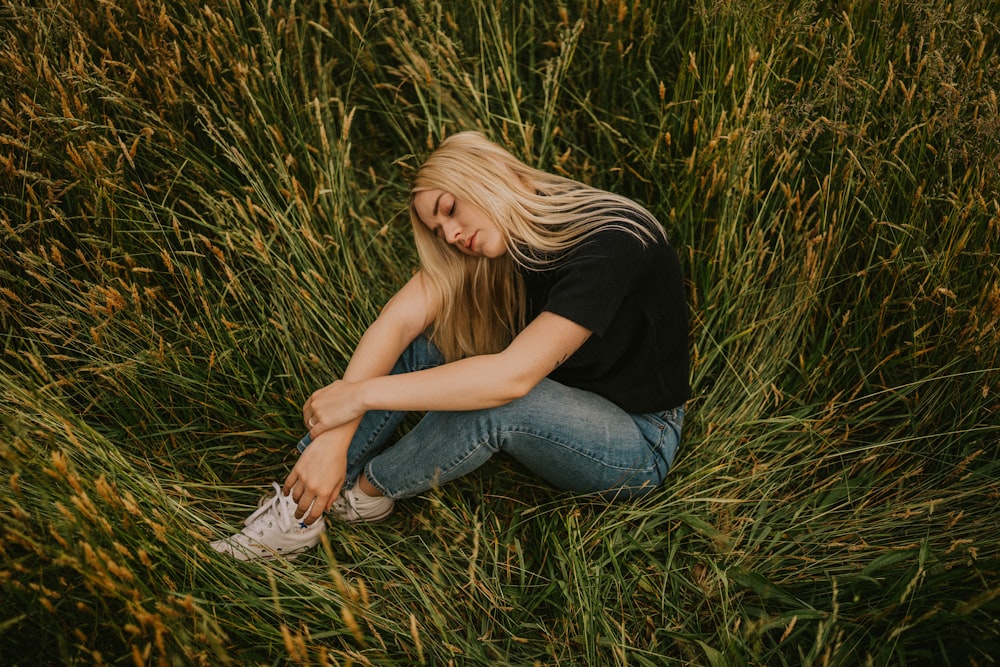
[211,131,690,561]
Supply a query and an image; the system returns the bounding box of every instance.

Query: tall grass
[2,0,998,664]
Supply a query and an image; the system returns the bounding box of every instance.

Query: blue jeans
[298,336,684,500]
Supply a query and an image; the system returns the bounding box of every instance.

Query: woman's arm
[283,271,436,523]
[304,310,592,430]
[341,271,437,381]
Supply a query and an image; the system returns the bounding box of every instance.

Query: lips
[465,232,477,253]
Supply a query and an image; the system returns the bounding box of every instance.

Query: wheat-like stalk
[2,0,998,664]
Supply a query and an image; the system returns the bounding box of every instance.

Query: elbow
[498,371,540,404]
[486,353,546,405]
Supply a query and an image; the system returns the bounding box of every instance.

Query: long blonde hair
[410,131,664,362]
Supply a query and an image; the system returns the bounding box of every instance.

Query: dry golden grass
[2,0,998,664]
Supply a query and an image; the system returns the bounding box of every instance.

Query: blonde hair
[410,131,664,362]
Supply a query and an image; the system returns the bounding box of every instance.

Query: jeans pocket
[635,407,684,472]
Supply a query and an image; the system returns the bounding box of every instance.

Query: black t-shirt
[520,218,690,414]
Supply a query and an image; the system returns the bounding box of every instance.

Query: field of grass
[2,0,998,664]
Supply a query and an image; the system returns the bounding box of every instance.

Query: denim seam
[363,465,394,499]
[503,429,661,473]
[402,436,498,494]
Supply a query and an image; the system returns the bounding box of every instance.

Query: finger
[295,493,316,521]
[324,481,343,513]
[282,471,298,497]
[304,500,325,525]
[308,418,328,441]
[294,494,306,518]
[302,395,313,423]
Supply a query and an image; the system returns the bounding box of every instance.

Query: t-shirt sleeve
[538,228,649,336]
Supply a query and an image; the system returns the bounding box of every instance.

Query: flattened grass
[2,0,998,664]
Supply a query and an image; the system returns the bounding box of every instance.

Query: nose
[441,221,462,244]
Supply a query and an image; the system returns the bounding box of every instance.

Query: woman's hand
[303,379,366,438]
[282,425,352,524]
[279,272,436,525]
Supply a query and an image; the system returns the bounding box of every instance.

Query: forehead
[412,189,446,223]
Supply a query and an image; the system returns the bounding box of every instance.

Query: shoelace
[243,481,295,533]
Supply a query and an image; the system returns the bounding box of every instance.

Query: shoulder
[569,215,666,263]
[380,271,437,334]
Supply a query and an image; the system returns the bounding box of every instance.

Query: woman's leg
[297,335,445,487]
[364,378,684,500]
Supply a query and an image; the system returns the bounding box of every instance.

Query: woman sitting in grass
[212,131,690,561]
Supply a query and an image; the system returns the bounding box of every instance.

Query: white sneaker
[330,485,394,523]
[210,482,325,561]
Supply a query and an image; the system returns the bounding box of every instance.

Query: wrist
[353,378,373,416]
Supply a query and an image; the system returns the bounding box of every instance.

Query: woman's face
[412,189,507,259]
